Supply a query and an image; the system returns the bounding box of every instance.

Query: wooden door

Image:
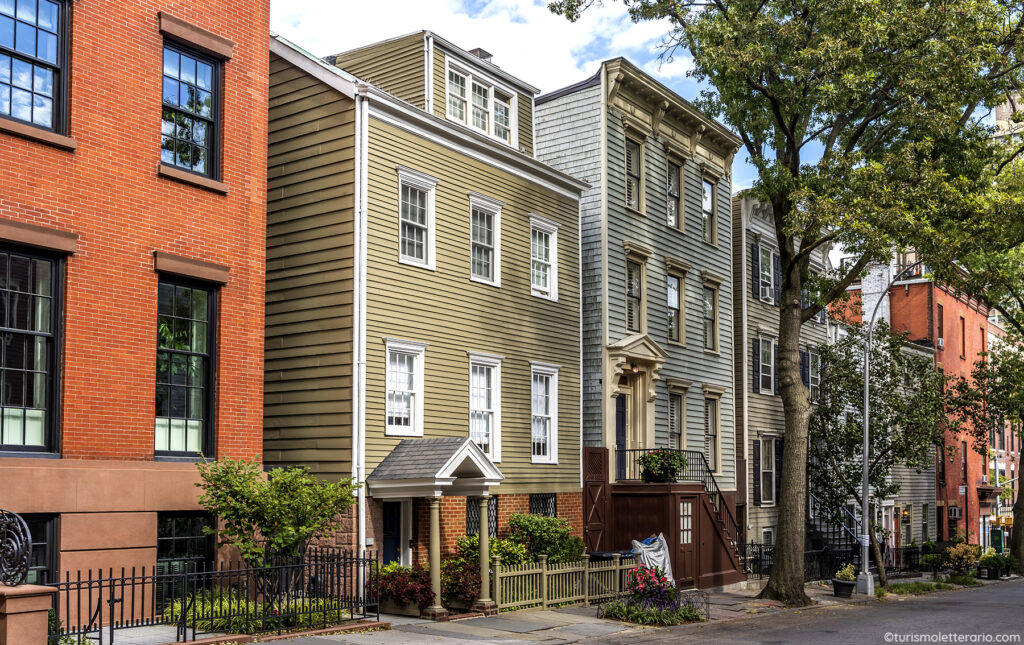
[584,447,609,552]
[675,494,697,587]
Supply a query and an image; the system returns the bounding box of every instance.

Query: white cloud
[642,54,694,81]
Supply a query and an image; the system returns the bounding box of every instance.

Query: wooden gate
[583,447,609,552]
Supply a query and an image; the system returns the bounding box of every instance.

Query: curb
[161,620,390,644]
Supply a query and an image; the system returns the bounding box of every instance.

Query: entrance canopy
[366,437,504,499]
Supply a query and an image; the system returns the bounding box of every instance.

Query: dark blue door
[615,394,626,480]
[382,502,401,565]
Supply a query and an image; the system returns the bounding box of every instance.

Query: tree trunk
[1011,445,1024,574]
[869,518,888,588]
[759,280,813,606]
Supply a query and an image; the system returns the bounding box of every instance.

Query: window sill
[154,454,203,462]
[664,223,686,235]
[531,291,558,303]
[385,428,424,438]
[531,458,559,465]
[625,206,646,218]
[398,257,436,271]
[703,348,720,356]
[0,450,60,459]
[0,118,76,151]
[668,339,685,348]
[157,163,229,194]
[470,276,501,288]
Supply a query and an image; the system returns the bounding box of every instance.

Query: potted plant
[639,450,688,483]
[979,552,1004,580]
[832,563,857,598]
[377,563,434,616]
[1004,554,1020,576]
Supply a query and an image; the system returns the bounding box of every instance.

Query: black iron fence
[741,542,860,582]
[48,548,378,643]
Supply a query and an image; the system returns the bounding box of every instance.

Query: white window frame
[702,285,718,352]
[809,351,821,402]
[760,337,775,394]
[529,215,559,301]
[444,59,518,147]
[530,361,559,464]
[762,527,775,545]
[760,437,776,506]
[468,193,502,287]
[701,178,716,244]
[759,245,774,303]
[704,396,720,473]
[384,338,427,437]
[396,167,438,270]
[468,351,503,462]
[668,392,684,450]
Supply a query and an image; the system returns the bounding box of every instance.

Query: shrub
[1005,554,1020,573]
[874,586,887,598]
[834,563,856,581]
[638,450,687,482]
[599,599,703,625]
[979,551,1005,571]
[942,574,982,586]
[440,557,480,607]
[378,562,434,609]
[887,581,953,595]
[626,564,674,607]
[47,610,76,645]
[921,553,946,571]
[163,588,350,633]
[946,543,978,575]
[455,534,531,566]
[507,513,585,564]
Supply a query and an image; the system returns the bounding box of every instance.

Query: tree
[195,456,358,567]
[549,0,1024,604]
[809,322,951,588]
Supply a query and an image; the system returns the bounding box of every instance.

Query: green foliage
[195,457,357,567]
[887,582,953,595]
[639,450,687,482]
[921,553,946,571]
[455,534,531,566]
[834,563,856,582]
[163,588,349,633]
[979,551,1006,570]
[942,574,983,587]
[47,610,76,645]
[440,557,480,607]
[377,563,434,609]
[1005,554,1020,572]
[946,543,980,576]
[507,514,584,564]
[599,599,703,625]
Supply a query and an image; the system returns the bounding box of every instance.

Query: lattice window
[529,493,556,518]
[466,496,498,536]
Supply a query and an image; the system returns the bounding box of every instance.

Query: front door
[615,392,627,480]
[675,494,696,588]
[382,502,402,565]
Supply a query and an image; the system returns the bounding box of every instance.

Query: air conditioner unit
[982,475,989,485]
[937,338,944,349]
[948,507,962,519]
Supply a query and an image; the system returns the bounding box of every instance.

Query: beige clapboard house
[265,32,586,617]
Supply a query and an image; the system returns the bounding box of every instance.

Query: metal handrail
[808,492,861,543]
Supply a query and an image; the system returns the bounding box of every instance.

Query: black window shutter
[751,242,760,300]
[800,350,809,387]
[752,439,762,506]
[773,252,782,306]
[773,343,780,395]
[752,338,761,394]
[774,438,784,503]
[817,307,827,324]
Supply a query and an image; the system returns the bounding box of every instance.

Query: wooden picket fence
[492,553,636,610]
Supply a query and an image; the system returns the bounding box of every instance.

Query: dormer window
[446,63,516,146]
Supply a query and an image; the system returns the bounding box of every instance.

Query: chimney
[469,47,493,63]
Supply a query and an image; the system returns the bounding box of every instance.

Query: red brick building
[0,0,267,582]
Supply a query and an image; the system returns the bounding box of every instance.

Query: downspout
[599,65,610,471]
[579,197,584,489]
[354,83,370,554]
[424,34,434,114]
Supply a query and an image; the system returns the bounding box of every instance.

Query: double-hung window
[701,179,716,243]
[760,337,775,393]
[447,69,466,121]
[531,362,558,463]
[493,93,512,144]
[666,161,681,228]
[668,393,683,450]
[759,245,774,302]
[530,215,559,300]
[470,196,500,285]
[385,339,426,437]
[397,167,438,269]
[702,286,717,351]
[809,351,821,402]
[626,261,642,333]
[156,279,214,456]
[0,0,64,131]
[704,397,719,471]
[446,65,516,146]
[760,438,775,505]
[625,138,642,210]
[23,514,56,584]
[0,247,58,453]
[468,352,501,460]
[161,44,218,177]
[667,274,681,342]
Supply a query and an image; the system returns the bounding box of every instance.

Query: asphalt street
[593,579,1024,645]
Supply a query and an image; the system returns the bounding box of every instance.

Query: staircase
[807,492,862,570]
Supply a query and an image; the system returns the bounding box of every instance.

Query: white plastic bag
[631,532,674,587]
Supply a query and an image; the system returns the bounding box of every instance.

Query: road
[594,580,1024,645]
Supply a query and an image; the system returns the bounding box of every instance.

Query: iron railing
[741,541,859,582]
[615,448,743,551]
[48,548,378,643]
[807,493,861,553]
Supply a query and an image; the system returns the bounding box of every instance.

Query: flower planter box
[380,598,422,617]
[986,568,1000,580]
[832,579,856,598]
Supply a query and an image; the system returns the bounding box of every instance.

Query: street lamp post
[858,259,923,595]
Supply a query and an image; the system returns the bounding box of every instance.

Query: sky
[269,0,759,191]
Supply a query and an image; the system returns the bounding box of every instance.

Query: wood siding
[332,33,426,109]
[265,54,356,480]
[363,116,582,494]
[518,95,534,156]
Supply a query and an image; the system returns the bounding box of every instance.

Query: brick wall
[0,0,268,462]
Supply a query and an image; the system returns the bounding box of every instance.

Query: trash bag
[631,532,674,587]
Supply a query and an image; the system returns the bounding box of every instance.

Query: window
[679,500,693,544]
[157,512,213,574]
[759,245,774,302]
[529,493,557,518]
[161,44,218,177]
[470,198,500,285]
[0,0,63,131]
[701,179,716,243]
[959,316,966,358]
[0,247,58,452]
[762,527,774,546]
[156,279,214,456]
[466,496,498,536]
[667,274,681,343]
[704,397,719,471]
[531,362,558,463]
[961,440,967,483]
[760,338,775,393]
[446,64,516,145]
[937,304,944,345]
[385,339,426,436]
[626,261,643,333]
[23,514,56,585]
[530,216,559,300]
[469,352,501,460]
[809,351,821,402]
[937,444,946,483]
[702,286,717,351]
[397,167,438,269]
[922,503,930,542]
[625,138,642,210]
[668,393,683,450]
[760,438,775,505]
[666,162,681,228]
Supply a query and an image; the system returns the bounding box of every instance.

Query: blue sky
[270,0,758,190]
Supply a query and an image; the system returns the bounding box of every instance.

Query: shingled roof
[367,437,473,480]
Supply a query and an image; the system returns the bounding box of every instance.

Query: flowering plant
[638,450,687,483]
[626,564,675,607]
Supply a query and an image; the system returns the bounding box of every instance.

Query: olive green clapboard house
[265,33,586,616]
